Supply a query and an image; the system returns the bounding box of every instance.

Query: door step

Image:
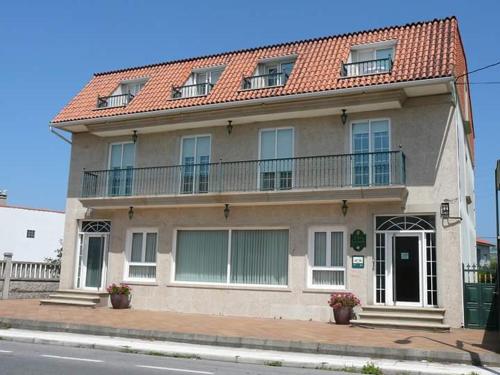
[352,306,449,331]
[40,289,109,308]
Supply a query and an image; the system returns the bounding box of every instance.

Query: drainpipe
[49,125,72,144]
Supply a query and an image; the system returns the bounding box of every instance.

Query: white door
[180,136,211,194]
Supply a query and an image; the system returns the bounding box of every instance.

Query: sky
[0,0,499,241]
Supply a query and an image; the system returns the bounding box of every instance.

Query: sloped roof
[52,17,464,124]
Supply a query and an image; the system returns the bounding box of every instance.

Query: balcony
[341,58,392,77]
[81,151,406,207]
[172,83,214,99]
[97,93,134,108]
[242,72,290,90]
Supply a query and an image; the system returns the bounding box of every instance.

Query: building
[50,17,475,328]
[0,192,65,261]
[476,238,497,267]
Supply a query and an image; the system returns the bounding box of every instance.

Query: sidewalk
[0,299,498,366]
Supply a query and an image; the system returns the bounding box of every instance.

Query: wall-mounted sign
[350,229,366,251]
[352,255,364,269]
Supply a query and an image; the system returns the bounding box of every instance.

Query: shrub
[361,362,383,374]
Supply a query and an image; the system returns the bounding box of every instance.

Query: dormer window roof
[172,66,224,99]
[242,56,296,90]
[97,78,147,109]
[342,41,396,77]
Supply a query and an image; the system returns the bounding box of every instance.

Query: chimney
[0,190,7,206]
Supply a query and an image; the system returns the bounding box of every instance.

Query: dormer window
[341,43,395,77]
[172,67,224,99]
[242,57,296,90]
[97,78,147,108]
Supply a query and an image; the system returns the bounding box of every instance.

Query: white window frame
[123,227,158,282]
[171,227,290,288]
[179,134,212,194]
[349,118,391,186]
[307,226,347,290]
[257,127,295,190]
[348,41,396,62]
[108,141,136,169]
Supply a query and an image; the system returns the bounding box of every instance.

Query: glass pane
[210,69,222,84]
[352,122,370,186]
[110,144,122,169]
[175,230,228,283]
[196,136,210,163]
[281,62,294,81]
[129,265,156,279]
[376,48,393,60]
[230,230,288,285]
[145,233,157,263]
[122,143,135,168]
[85,237,104,288]
[313,232,326,266]
[277,129,293,159]
[372,120,389,185]
[182,138,195,162]
[260,130,275,159]
[131,233,143,262]
[312,270,344,286]
[331,232,343,267]
[195,72,207,84]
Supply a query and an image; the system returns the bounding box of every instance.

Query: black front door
[394,236,420,303]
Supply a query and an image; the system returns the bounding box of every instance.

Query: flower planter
[110,293,131,309]
[333,306,353,324]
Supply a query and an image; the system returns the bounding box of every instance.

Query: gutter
[50,76,454,129]
[49,126,72,144]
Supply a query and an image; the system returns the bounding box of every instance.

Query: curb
[0,317,499,367]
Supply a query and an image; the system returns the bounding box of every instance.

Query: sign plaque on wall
[350,229,366,251]
[352,256,364,269]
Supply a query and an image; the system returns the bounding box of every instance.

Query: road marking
[136,365,214,374]
[0,350,13,353]
[40,354,104,363]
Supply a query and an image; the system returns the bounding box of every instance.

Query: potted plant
[328,292,360,324]
[107,283,132,309]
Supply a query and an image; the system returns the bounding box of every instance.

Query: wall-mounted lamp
[223,204,230,219]
[440,202,450,218]
[132,130,138,144]
[340,109,348,125]
[341,200,348,216]
[226,120,233,135]
[440,201,462,221]
[128,206,134,220]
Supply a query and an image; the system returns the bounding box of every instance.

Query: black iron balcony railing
[81,151,405,198]
[97,93,134,108]
[242,72,290,90]
[341,58,393,77]
[172,83,215,99]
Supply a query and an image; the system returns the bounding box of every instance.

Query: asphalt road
[0,340,348,375]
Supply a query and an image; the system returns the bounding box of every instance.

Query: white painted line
[40,354,104,363]
[0,350,12,353]
[136,365,214,374]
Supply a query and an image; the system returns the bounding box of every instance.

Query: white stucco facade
[0,206,65,261]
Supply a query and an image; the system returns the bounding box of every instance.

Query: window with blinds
[174,229,289,286]
[308,227,346,288]
[125,229,158,281]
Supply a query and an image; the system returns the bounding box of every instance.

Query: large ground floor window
[174,229,289,286]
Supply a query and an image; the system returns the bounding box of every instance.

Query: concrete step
[358,312,444,322]
[41,289,109,308]
[361,305,445,315]
[40,299,97,308]
[57,289,109,297]
[351,318,450,331]
[48,294,101,303]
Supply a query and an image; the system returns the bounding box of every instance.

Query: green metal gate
[463,264,498,329]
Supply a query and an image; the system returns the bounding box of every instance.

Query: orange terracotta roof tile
[52,17,467,124]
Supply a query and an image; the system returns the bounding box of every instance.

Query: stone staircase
[351,305,450,331]
[40,289,109,308]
